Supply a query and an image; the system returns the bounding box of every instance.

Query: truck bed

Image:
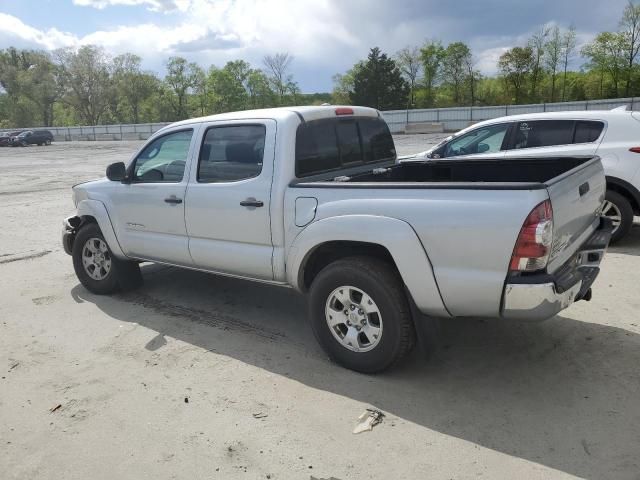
[288,155,606,317]
[297,156,593,187]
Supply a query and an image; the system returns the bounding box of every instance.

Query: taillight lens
[509,200,554,272]
[629,147,640,153]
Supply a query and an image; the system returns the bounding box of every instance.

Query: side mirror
[477,143,490,154]
[106,162,126,182]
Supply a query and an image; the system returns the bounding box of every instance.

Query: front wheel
[602,190,634,243]
[72,223,142,294]
[309,257,416,373]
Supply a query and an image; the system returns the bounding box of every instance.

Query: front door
[185,120,275,280]
[439,122,511,160]
[108,128,197,266]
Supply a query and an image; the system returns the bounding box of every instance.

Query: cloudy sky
[0,0,633,92]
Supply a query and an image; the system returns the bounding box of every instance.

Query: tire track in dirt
[119,292,286,341]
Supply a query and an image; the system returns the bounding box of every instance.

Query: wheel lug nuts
[358,308,364,315]
[361,319,366,325]
[350,305,356,311]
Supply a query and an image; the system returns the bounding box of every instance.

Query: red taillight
[629,147,640,153]
[335,107,354,116]
[509,200,554,272]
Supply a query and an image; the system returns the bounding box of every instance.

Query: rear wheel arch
[300,240,399,292]
[606,176,640,215]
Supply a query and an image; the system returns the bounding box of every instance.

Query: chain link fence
[1,97,637,141]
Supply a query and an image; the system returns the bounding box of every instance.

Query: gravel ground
[1,138,640,480]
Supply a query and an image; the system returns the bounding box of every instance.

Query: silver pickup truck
[63,106,612,372]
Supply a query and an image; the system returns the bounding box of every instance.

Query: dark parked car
[11,130,53,146]
[0,132,12,147]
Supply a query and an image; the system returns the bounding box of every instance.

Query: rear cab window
[295,116,395,177]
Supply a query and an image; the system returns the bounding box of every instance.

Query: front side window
[198,125,266,183]
[133,129,193,183]
[443,123,509,158]
[511,120,574,149]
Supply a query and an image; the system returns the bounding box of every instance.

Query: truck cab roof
[162,105,381,133]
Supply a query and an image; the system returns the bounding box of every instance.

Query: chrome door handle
[240,198,264,208]
[164,196,183,205]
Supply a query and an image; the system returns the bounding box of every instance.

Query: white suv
[406,108,640,242]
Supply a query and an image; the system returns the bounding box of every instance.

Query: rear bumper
[501,217,613,321]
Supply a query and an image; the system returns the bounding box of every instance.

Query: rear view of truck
[501,156,611,320]
[288,109,612,371]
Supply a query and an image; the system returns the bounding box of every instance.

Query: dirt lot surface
[1,138,640,480]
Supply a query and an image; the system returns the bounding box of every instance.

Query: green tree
[420,40,445,107]
[350,47,409,110]
[395,46,421,107]
[582,32,626,97]
[246,69,275,108]
[545,26,562,102]
[55,45,113,125]
[528,25,550,101]
[561,26,577,101]
[0,48,61,126]
[112,53,157,123]
[442,42,472,105]
[164,56,199,119]
[619,0,640,96]
[331,62,362,104]
[263,52,293,105]
[498,46,534,103]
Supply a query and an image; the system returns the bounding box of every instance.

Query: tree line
[0,47,329,128]
[334,1,640,111]
[1,1,640,128]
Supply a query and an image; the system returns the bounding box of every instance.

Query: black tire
[604,190,634,243]
[45,139,51,145]
[72,223,142,294]
[308,256,415,373]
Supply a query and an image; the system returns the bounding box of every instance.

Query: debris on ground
[252,412,268,419]
[49,404,62,413]
[353,409,384,434]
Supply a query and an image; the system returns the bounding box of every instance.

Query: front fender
[74,199,127,259]
[287,215,450,317]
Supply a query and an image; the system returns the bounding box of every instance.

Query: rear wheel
[309,257,415,373]
[72,223,142,294]
[45,139,51,145]
[603,190,633,243]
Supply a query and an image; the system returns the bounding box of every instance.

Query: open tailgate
[545,156,606,273]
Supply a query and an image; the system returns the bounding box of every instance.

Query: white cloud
[72,0,190,12]
[0,13,77,50]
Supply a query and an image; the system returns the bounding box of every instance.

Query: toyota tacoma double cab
[63,106,612,372]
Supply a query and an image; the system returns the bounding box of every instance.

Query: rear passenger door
[184,120,276,280]
[503,120,604,159]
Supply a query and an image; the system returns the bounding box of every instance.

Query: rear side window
[295,117,395,177]
[574,121,604,143]
[512,120,574,149]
